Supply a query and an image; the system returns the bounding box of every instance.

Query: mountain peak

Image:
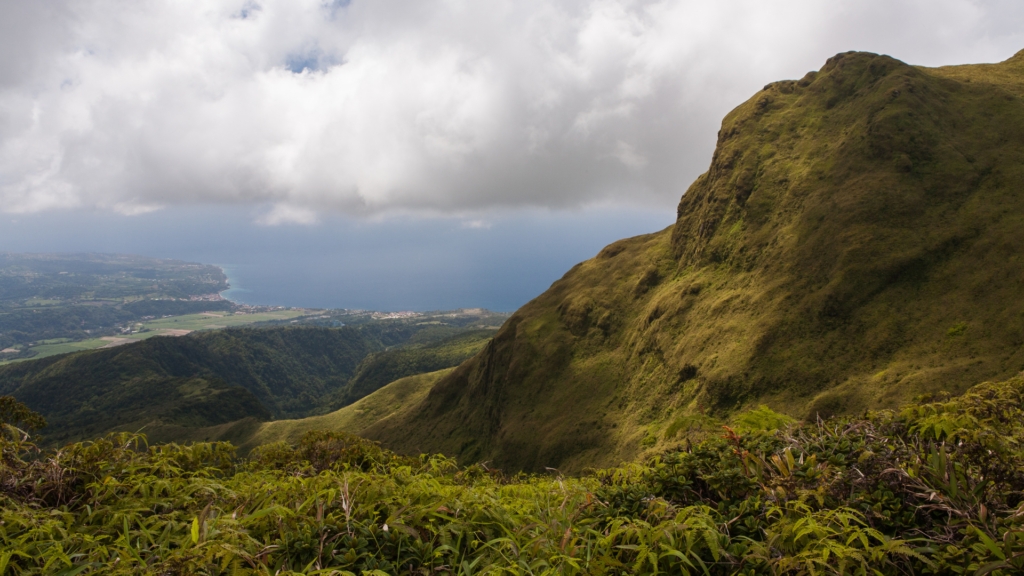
[367,51,1024,473]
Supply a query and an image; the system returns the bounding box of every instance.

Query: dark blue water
[1,206,673,312]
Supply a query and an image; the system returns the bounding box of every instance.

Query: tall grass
[5,377,1024,574]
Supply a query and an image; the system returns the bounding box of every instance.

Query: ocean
[2,206,674,312]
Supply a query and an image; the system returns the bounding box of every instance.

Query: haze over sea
[2,206,671,312]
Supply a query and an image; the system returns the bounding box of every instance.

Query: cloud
[113,202,164,216]
[255,203,320,226]
[0,0,1021,221]
[461,219,492,230]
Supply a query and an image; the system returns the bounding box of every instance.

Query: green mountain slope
[366,50,1024,472]
[0,327,379,444]
[0,315,498,445]
[142,368,452,452]
[327,330,493,410]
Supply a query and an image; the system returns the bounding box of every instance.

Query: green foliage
[733,405,796,432]
[221,368,453,455]
[328,330,493,410]
[249,430,415,475]
[5,376,1024,574]
[2,315,500,446]
[0,327,378,443]
[0,305,138,351]
[0,396,46,435]
[947,321,969,338]
[663,413,721,440]
[586,376,1024,574]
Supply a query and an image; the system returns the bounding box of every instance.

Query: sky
[1,0,1022,310]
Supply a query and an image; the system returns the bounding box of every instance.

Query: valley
[0,307,504,446]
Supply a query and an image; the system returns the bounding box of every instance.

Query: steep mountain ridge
[366,50,1024,472]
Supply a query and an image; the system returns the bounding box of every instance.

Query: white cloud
[461,219,492,230]
[0,0,1021,222]
[255,203,320,225]
[113,202,163,216]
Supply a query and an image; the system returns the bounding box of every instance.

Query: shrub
[733,404,795,432]
[3,378,1024,574]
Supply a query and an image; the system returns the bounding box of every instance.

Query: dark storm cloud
[0,0,1020,223]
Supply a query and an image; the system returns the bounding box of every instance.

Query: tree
[0,396,46,435]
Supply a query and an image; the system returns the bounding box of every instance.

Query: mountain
[326,329,494,410]
[0,327,378,444]
[0,317,496,445]
[139,368,452,452]
[365,50,1024,472]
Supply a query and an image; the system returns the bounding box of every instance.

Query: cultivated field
[0,309,309,364]
[140,309,306,332]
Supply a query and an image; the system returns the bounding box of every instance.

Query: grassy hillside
[142,368,451,452]
[327,330,493,410]
[367,50,1024,472]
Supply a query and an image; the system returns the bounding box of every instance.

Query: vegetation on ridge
[5,375,1024,574]
[0,327,378,444]
[365,49,1024,473]
[141,369,452,453]
[0,315,498,445]
[327,330,494,411]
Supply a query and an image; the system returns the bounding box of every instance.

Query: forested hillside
[0,322,496,446]
[0,327,374,444]
[327,329,493,410]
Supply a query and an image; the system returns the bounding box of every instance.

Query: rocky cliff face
[366,50,1024,473]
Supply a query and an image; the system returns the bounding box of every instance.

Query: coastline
[217,264,248,304]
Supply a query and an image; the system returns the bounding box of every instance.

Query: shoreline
[216,264,245,305]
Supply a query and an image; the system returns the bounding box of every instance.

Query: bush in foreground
[3,378,1024,574]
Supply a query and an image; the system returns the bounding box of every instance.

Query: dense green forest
[0,322,497,446]
[0,327,376,443]
[0,306,135,353]
[4,376,1024,575]
[327,329,494,410]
